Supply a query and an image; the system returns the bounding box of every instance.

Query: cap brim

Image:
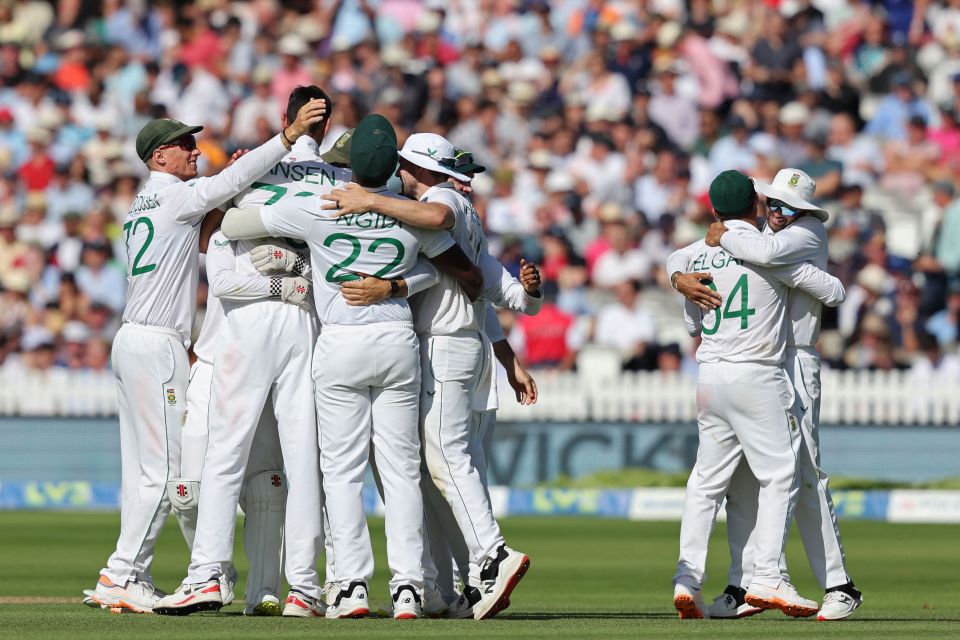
[160,124,203,145]
[398,148,471,182]
[320,149,350,165]
[753,179,829,222]
[458,162,486,175]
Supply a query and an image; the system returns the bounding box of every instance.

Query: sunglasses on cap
[438,149,475,170]
[767,198,799,216]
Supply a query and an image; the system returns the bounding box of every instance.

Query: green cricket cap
[320,128,355,166]
[350,114,397,186]
[136,118,203,162]
[708,170,755,215]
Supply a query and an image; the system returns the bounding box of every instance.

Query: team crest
[788,173,801,187]
[166,388,177,405]
[789,415,798,432]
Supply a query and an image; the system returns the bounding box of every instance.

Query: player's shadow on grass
[500,612,678,620]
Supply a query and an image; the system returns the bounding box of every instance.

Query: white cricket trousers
[315,322,424,593]
[725,347,850,590]
[187,303,323,599]
[420,332,504,571]
[675,362,803,590]
[102,323,189,585]
[179,359,286,600]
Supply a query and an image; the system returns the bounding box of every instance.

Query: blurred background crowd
[1,0,960,381]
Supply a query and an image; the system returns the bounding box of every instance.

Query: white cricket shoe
[746,580,819,618]
[673,583,709,619]
[325,581,370,619]
[91,575,159,613]
[219,569,236,606]
[391,585,422,620]
[82,589,105,609]
[422,587,448,617]
[473,546,531,619]
[282,590,325,617]
[153,579,224,616]
[707,586,763,619]
[243,592,282,616]
[818,590,863,621]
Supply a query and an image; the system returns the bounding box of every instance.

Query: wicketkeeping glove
[271,276,311,307]
[251,244,306,275]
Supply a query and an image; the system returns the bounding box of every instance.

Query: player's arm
[768,262,846,307]
[223,196,314,243]
[491,327,538,406]
[320,183,455,229]
[205,233,271,300]
[682,297,703,336]
[430,244,483,300]
[170,100,327,225]
[716,218,823,266]
[340,257,441,306]
[221,206,271,240]
[666,243,721,311]
[479,253,543,316]
[198,208,225,253]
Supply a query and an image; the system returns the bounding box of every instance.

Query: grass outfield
[0,512,956,639]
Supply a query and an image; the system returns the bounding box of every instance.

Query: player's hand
[321,183,373,215]
[519,258,542,295]
[705,221,727,247]
[251,244,304,274]
[341,275,393,306]
[507,362,538,405]
[276,276,311,307]
[675,272,722,311]
[453,179,473,195]
[226,148,250,167]
[285,98,328,140]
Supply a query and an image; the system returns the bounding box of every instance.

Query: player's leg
[787,350,861,620]
[420,334,527,619]
[369,324,426,619]
[167,360,212,551]
[708,458,763,619]
[239,406,285,616]
[673,370,742,619]
[272,328,325,615]
[421,485,456,613]
[96,327,186,613]
[726,365,816,617]
[314,328,375,619]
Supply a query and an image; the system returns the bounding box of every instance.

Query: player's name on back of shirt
[334,212,401,230]
[266,161,340,186]
[690,248,741,272]
[130,193,161,214]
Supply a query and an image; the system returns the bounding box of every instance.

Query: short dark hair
[285,85,333,135]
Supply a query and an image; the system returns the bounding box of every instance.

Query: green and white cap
[398,132,471,182]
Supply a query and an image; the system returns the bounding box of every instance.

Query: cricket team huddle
[84,81,862,623]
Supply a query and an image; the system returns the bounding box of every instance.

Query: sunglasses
[158,136,197,152]
[438,149,475,170]
[767,199,799,216]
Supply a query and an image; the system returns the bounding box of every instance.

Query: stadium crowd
[1,0,960,379]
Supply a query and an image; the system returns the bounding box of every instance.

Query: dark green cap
[708,170,755,215]
[135,118,203,162]
[320,128,354,166]
[350,114,397,186]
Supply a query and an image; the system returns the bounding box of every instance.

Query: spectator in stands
[590,203,652,288]
[827,112,883,187]
[925,286,960,347]
[75,241,126,314]
[593,279,658,371]
[909,331,960,381]
[21,326,56,372]
[515,283,582,371]
[57,320,89,370]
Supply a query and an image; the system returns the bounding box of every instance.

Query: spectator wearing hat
[57,319,90,369]
[271,35,312,108]
[21,326,57,372]
[777,102,812,168]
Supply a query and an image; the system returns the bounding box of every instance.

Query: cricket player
[672,169,862,620]
[154,87,339,617]
[88,101,327,613]
[220,114,484,620]
[321,133,532,620]
[166,228,292,615]
[668,170,846,620]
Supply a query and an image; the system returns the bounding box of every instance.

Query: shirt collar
[147,170,183,185]
[293,136,319,157]
[420,182,455,202]
[724,218,760,233]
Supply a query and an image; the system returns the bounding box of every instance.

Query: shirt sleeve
[206,233,272,300]
[766,262,846,307]
[415,227,456,258]
[167,135,288,225]
[260,197,316,241]
[404,257,441,296]
[665,243,697,279]
[478,251,543,316]
[484,303,506,342]
[682,298,703,336]
[719,218,823,266]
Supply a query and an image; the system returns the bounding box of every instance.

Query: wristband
[281,128,294,147]
[270,277,282,297]
[389,279,400,298]
[670,272,681,290]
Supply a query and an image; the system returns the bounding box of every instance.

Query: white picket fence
[1,367,959,425]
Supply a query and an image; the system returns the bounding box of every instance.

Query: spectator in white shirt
[594,279,659,370]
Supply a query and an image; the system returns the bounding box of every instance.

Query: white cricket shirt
[260,186,455,325]
[120,135,290,345]
[410,184,488,336]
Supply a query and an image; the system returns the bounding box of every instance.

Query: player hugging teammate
[85,86,543,621]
